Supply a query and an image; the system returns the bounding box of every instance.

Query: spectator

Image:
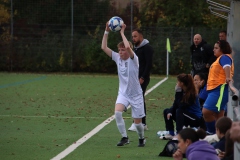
[190,34,216,77]
[101,22,146,147]
[128,28,154,131]
[193,72,208,109]
[213,116,232,152]
[162,73,203,139]
[203,40,234,135]
[219,30,227,41]
[173,128,219,160]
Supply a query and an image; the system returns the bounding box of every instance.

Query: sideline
[51,77,168,160]
[0,76,46,89]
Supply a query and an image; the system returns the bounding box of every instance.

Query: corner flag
[166,38,171,53]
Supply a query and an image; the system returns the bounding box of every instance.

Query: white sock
[115,111,127,137]
[135,123,144,139]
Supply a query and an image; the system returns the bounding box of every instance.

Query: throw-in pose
[101,22,145,147]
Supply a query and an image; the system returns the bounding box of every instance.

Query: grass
[0,72,177,160]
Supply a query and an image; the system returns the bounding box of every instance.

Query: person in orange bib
[202,40,234,135]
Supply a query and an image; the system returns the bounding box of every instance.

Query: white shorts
[116,93,145,119]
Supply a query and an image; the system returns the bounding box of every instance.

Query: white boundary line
[0,115,107,119]
[51,77,168,160]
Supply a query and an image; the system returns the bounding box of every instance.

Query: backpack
[159,140,178,157]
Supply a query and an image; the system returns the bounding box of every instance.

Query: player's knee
[115,111,122,120]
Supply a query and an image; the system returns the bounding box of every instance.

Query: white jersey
[112,51,143,97]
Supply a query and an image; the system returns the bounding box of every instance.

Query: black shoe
[138,138,146,147]
[117,137,129,146]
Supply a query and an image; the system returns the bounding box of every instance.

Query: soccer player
[203,40,234,135]
[101,22,145,147]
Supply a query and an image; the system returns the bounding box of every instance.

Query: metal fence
[0,0,223,74]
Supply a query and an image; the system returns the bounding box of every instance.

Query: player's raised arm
[101,22,112,57]
[120,24,134,59]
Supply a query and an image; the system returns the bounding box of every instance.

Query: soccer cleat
[117,137,129,146]
[138,138,146,147]
[128,123,137,131]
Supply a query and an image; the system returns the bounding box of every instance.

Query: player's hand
[167,113,172,120]
[139,77,144,84]
[225,78,232,84]
[105,22,110,32]
[206,63,210,68]
[120,23,126,33]
[218,150,225,159]
[173,149,183,160]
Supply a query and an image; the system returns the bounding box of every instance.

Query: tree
[139,0,227,28]
[0,0,11,44]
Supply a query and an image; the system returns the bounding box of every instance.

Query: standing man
[128,29,154,131]
[219,30,227,41]
[190,34,216,77]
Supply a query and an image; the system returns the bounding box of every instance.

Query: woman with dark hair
[173,128,219,160]
[193,72,208,109]
[162,74,203,139]
[203,40,234,135]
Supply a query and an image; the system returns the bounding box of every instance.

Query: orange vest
[207,54,234,90]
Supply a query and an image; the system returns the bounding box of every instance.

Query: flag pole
[166,38,171,77]
[166,50,169,77]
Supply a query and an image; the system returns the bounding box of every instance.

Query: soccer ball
[108,16,124,32]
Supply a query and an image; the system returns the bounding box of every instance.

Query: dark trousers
[163,108,204,133]
[163,108,176,131]
[141,78,150,125]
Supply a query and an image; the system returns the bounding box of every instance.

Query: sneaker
[143,124,148,131]
[128,123,136,131]
[117,137,129,146]
[138,138,146,147]
[159,134,173,140]
[157,131,169,137]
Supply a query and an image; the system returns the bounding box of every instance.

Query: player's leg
[115,95,129,146]
[131,95,146,147]
[203,86,228,135]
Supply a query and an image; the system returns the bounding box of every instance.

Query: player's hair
[132,28,143,35]
[215,116,232,134]
[117,41,133,49]
[177,73,197,103]
[216,40,232,54]
[179,128,206,143]
[220,30,227,35]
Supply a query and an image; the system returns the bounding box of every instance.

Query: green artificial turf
[0,73,178,160]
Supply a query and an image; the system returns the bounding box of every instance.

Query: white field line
[49,77,168,160]
[0,115,108,119]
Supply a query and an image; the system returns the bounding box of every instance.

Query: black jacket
[190,40,216,75]
[134,41,153,80]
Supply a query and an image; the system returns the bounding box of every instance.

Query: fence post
[228,81,240,159]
